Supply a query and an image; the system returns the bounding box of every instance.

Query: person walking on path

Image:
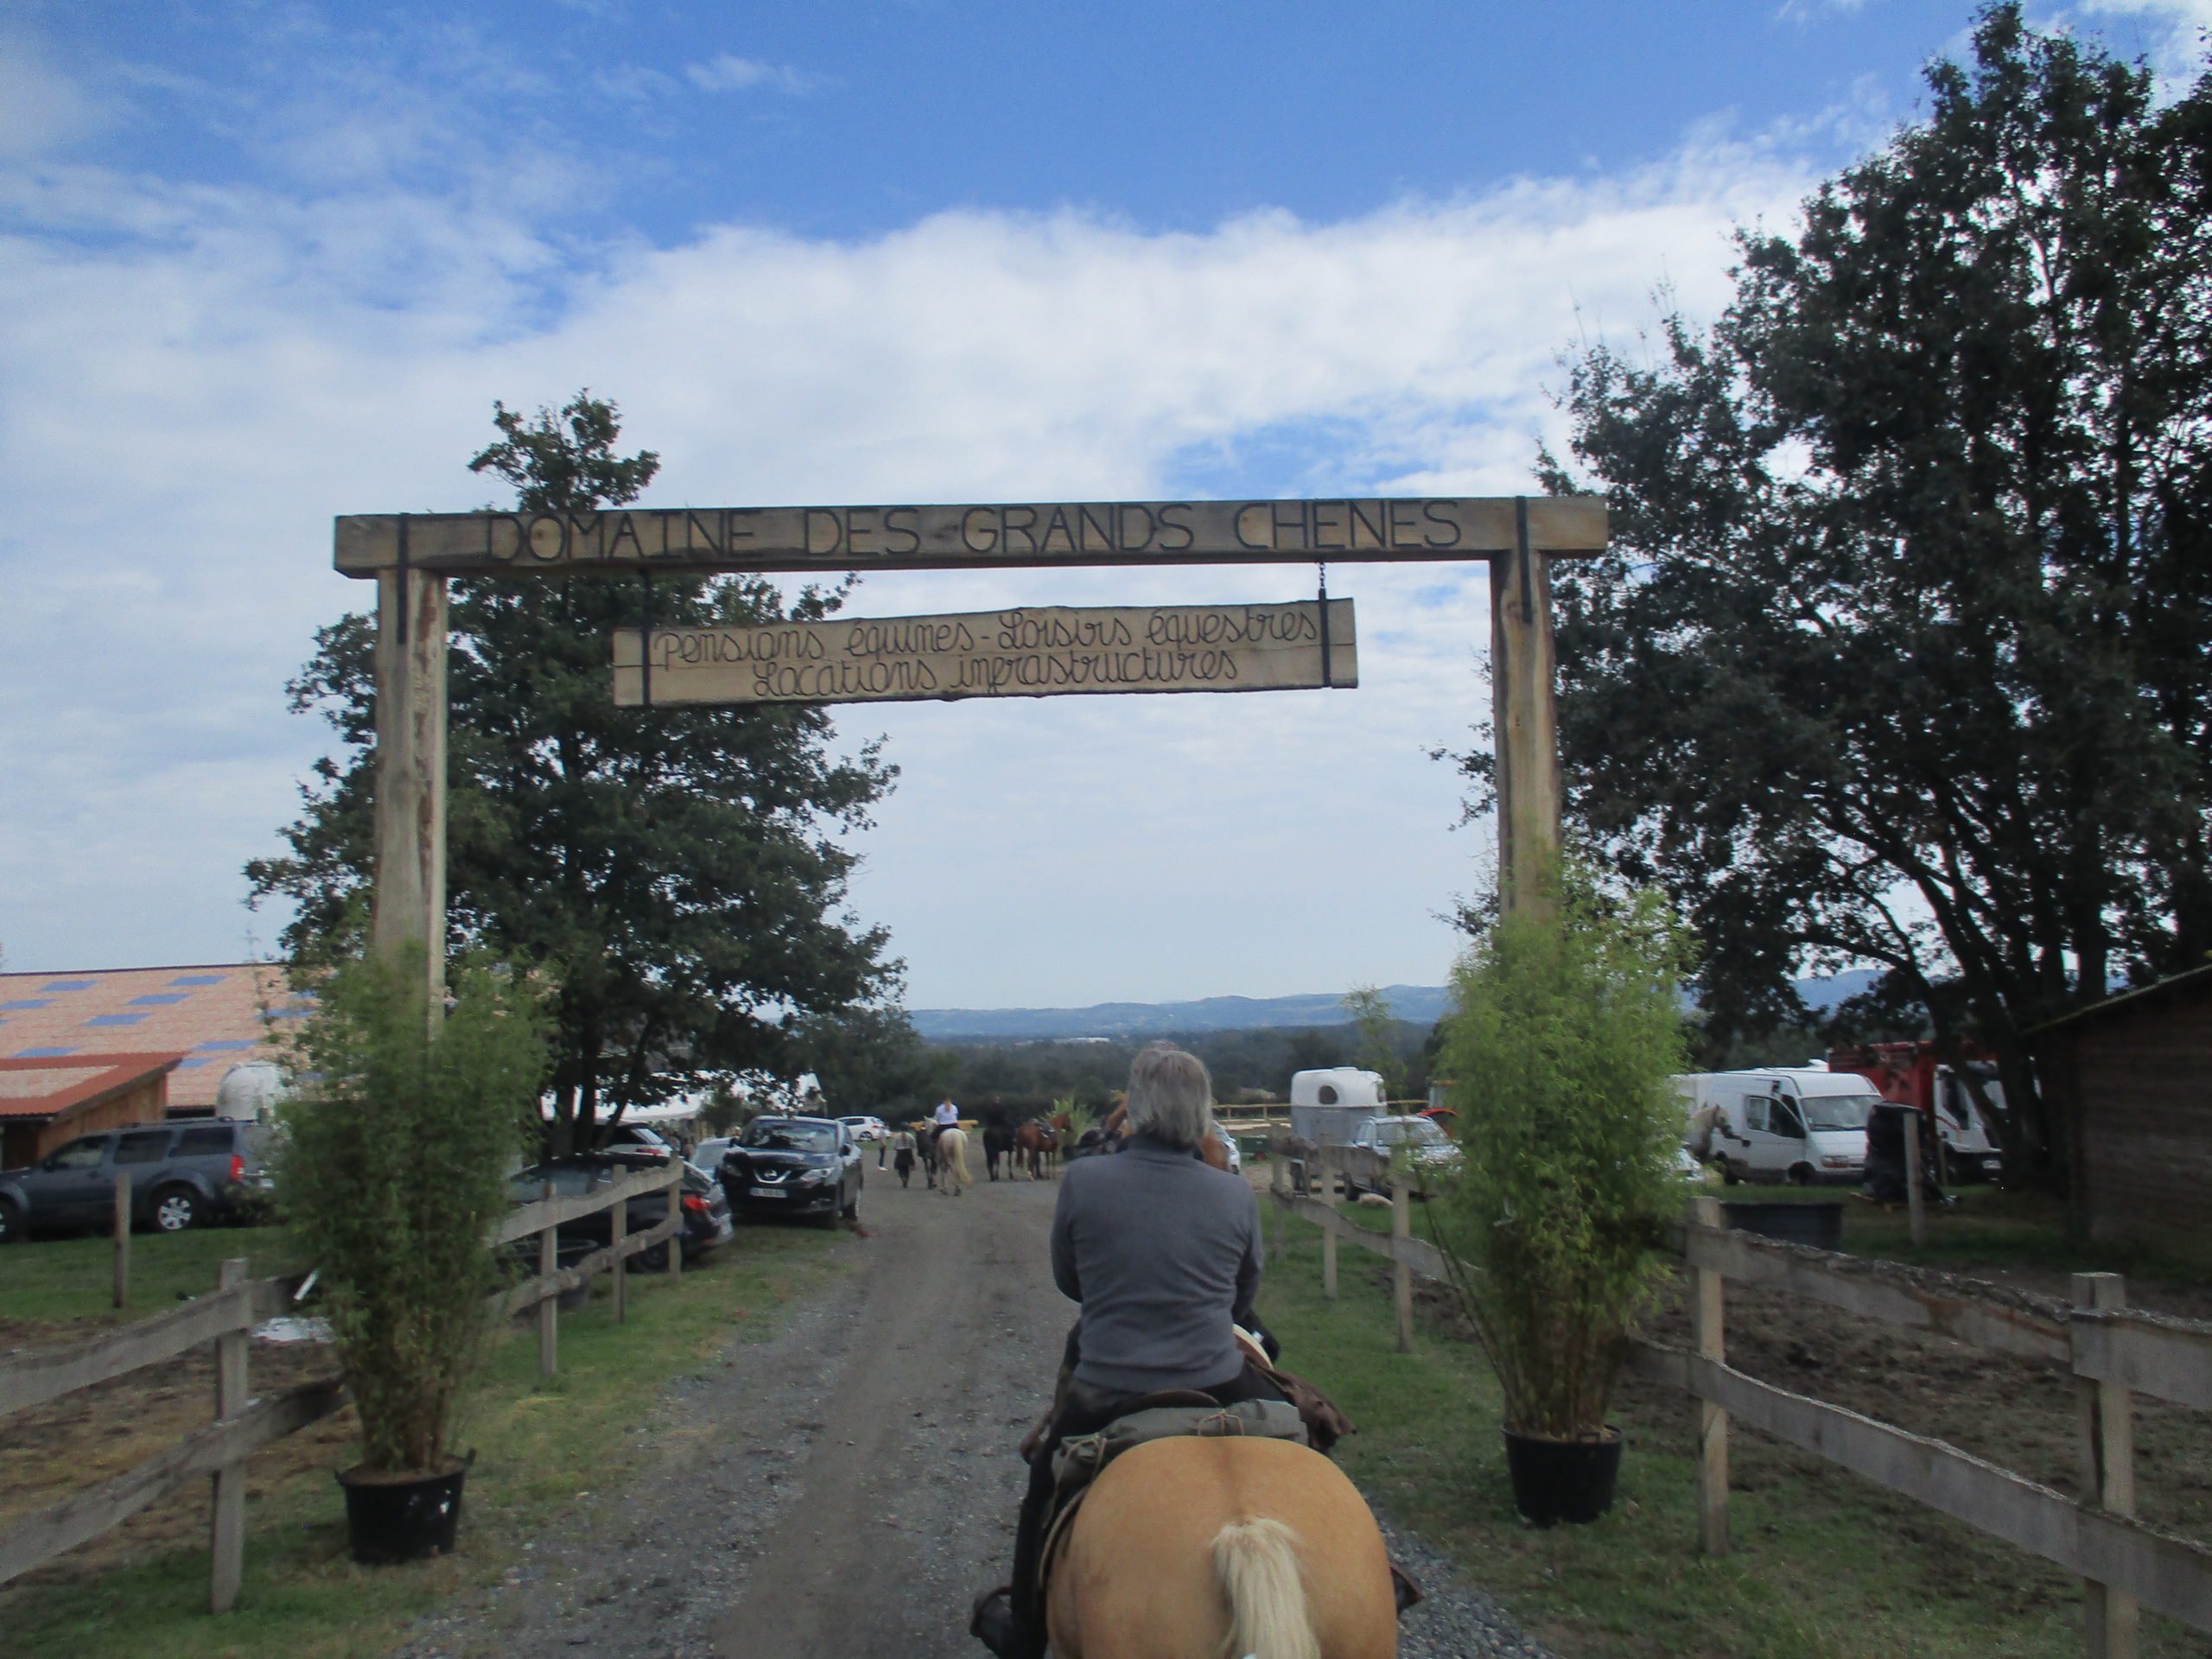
[891,1128,918,1187]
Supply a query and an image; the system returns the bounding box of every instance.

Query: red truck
[1827,1042,2005,1182]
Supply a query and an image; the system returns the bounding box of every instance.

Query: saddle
[1038,1393,1311,1592]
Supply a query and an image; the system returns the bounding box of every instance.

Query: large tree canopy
[1519,7,2212,1180]
[250,392,899,1148]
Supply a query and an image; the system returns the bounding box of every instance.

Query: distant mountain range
[910,969,1884,1042]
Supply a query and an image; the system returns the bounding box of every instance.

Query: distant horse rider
[891,1126,918,1188]
[935,1096,962,1133]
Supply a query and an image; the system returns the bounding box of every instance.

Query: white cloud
[1777,0,1872,23]
[0,59,1820,1001]
[2074,0,2212,83]
[684,54,818,95]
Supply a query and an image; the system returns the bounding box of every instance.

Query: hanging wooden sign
[335,497,1605,577]
[611,600,1357,706]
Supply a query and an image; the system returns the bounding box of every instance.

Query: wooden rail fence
[0,1154,689,1611]
[0,1261,340,1611]
[1265,1157,2212,1657]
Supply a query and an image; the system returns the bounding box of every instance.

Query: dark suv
[719,1116,862,1226]
[0,1120,272,1242]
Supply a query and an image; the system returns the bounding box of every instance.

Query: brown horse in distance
[1014,1120,1058,1179]
[1095,1103,1235,1173]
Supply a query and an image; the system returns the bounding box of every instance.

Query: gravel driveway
[393,1166,1551,1659]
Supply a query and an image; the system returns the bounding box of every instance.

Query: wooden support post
[2075,1272,2139,1659]
[1690,1194,1731,1554]
[611,1194,627,1323]
[1320,1149,1338,1300]
[1904,1123,1928,1249]
[665,1164,682,1279]
[209,1257,249,1614]
[1271,1159,1288,1262]
[537,1183,557,1379]
[1491,499,1562,916]
[369,555,450,1012]
[1392,1181,1414,1353]
[111,1174,130,1312]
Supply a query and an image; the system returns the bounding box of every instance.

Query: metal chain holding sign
[1317,562,1332,690]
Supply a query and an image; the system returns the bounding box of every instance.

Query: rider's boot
[969,1586,1045,1659]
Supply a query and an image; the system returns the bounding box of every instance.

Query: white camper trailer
[1676,1067,1885,1186]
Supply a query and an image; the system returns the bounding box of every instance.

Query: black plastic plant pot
[1502,1427,1623,1526]
[338,1457,469,1564]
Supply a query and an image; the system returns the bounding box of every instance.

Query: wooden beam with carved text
[613,601,1357,706]
[335,496,1606,577]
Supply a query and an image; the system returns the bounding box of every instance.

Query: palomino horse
[1046,1435,1395,1659]
[933,1126,971,1197]
[1014,1120,1057,1179]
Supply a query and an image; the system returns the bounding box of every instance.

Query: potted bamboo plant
[1427,864,1691,1524]
[278,948,548,1564]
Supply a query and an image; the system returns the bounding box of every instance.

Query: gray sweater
[1050,1137,1262,1395]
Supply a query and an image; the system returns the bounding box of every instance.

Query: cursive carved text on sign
[611,601,1357,706]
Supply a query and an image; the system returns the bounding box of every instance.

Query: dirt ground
[394,1167,1070,1659]
[1624,1262,2212,1541]
[0,1313,356,1586]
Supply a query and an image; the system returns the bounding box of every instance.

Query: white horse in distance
[934,1126,970,1197]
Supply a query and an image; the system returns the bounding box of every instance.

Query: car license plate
[748,1185,785,1198]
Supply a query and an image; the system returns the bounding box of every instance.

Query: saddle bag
[1048,1396,1310,1488]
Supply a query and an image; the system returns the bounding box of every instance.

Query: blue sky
[3,1,2206,1008]
[29,1,2005,241]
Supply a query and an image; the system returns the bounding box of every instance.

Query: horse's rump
[1047,1438,1394,1659]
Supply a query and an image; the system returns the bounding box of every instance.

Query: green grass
[0,1222,850,1659]
[0,1224,302,1329]
[1256,1210,2212,1659]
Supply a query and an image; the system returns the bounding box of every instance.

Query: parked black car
[0,1120,272,1242]
[505,1151,734,1270]
[719,1116,862,1227]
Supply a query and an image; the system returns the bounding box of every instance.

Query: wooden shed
[0,1052,185,1169]
[2031,963,2212,1248]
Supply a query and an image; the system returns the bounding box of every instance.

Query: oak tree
[250,392,899,1149]
[1506,8,2212,1180]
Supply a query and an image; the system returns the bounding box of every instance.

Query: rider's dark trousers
[1007,1332,1286,1654]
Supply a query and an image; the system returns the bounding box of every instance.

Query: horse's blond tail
[1212,1518,1318,1659]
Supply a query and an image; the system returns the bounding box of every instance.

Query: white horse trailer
[1288,1067,1389,1147]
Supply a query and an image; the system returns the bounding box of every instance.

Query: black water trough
[1721,1199,1844,1252]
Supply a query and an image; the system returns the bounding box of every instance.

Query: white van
[1675,1068,1885,1186]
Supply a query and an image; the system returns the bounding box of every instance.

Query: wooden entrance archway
[333,494,1606,992]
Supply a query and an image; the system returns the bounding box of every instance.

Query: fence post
[1320,1149,1338,1301]
[665,1164,682,1279]
[537,1182,557,1379]
[1904,1122,1927,1248]
[2074,1272,2139,1659]
[112,1174,130,1311]
[611,1192,628,1324]
[1270,1154,1287,1262]
[1391,1180,1414,1354]
[209,1257,250,1614]
[1690,1193,1731,1554]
